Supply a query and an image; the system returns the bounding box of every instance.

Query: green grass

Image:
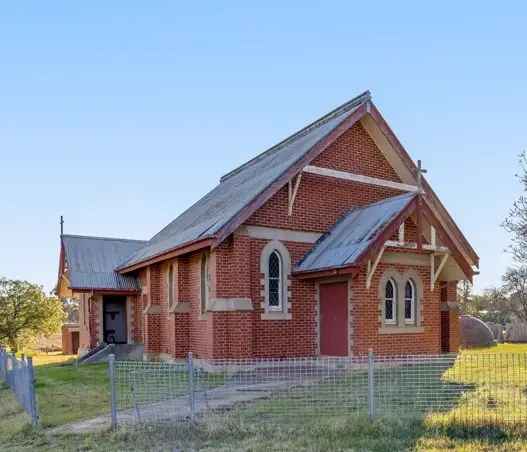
[1,345,527,451]
[34,361,109,427]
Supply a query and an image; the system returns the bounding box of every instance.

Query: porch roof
[295,193,416,274]
[61,235,147,291]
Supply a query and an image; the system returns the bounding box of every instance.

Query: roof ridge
[62,234,148,243]
[219,90,371,183]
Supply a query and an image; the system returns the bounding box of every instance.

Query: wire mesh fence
[0,347,38,426]
[110,351,527,428]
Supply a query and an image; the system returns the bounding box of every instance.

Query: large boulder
[486,322,505,343]
[460,315,495,348]
[505,321,527,342]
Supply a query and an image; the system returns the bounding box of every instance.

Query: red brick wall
[351,262,442,356]
[88,296,100,349]
[250,239,316,358]
[188,252,215,358]
[143,265,163,355]
[447,281,460,352]
[246,123,403,233]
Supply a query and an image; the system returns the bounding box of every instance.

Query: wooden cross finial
[417,160,427,193]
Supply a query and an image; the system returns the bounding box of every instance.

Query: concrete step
[80,344,144,364]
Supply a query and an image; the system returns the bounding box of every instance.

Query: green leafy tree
[0,278,65,352]
[458,282,512,324]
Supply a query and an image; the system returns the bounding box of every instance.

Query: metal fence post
[187,352,195,420]
[108,354,117,429]
[367,349,376,419]
[27,357,39,426]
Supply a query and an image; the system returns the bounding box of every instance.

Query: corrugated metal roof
[296,193,416,273]
[62,235,147,290]
[117,91,371,269]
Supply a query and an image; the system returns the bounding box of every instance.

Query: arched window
[268,250,282,311]
[404,280,415,324]
[384,279,396,324]
[200,253,209,313]
[168,263,174,308]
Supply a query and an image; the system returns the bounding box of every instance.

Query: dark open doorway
[103,296,127,344]
[71,331,80,354]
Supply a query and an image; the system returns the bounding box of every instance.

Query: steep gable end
[245,121,408,232]
[311,121,401,183]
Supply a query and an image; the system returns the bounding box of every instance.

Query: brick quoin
[84,120,469,359]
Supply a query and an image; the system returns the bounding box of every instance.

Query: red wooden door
[320,282,348,356]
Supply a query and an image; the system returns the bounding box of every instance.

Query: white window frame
[404,279,416,324]
[384,279,397,324]
[267,250,283,312]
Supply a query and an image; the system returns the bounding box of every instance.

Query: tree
[0,278,65,352]
[458,281,474,314]
[503,151,527,263]
[62,298,79,323]
[501,153,527,322]
[502,266,527,322]
[458,281,512,324]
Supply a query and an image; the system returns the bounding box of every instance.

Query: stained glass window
[268,251,282,309]
[404,280,415,323]
[385,279,396,323]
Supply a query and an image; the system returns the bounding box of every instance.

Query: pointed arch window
[384,279,397,324]
[200,253,209,314]
[404,279,416,324]
[168,263,175,308]
[268,250,283,311]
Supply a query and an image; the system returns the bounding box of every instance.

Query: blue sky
[0,2,525,294]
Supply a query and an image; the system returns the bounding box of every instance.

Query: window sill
[261,312,292,320]
[143,305,161,315]
[168,301,191,314]
[208,298,253,312]
[379,326,424,335]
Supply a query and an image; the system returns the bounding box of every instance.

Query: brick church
[57,91,478,360]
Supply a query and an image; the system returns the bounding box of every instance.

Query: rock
[486,322,505,343]
[460,315,495,348]
[505,321,527,342]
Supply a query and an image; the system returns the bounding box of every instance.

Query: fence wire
[0,347,38,426]
[111,352,527,427]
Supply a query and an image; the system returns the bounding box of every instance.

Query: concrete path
[49,380,299,434]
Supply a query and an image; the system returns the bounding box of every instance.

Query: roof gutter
[70,287,141,294]
[117,236,215,274]
[293,264,359,280]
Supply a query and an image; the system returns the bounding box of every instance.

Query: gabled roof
[117,91,372,270]
[296,193,417,274]
[61,235,147,291]
[113,90,478,274]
